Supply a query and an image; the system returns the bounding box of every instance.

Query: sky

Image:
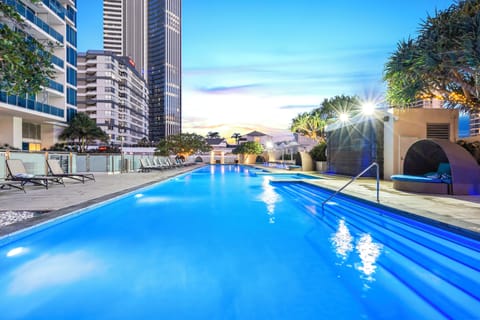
[77,0,463,140]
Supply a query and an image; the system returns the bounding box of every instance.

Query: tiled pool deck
[1,164,479,237]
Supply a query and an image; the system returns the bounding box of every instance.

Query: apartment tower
[0,0,78,150]
[103,0,181,142]
[77,50,149,146]
[103,0,148,76]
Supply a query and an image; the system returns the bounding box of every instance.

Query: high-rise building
[103,0,181,142]
[148,0,182,141]
[77,51,149,146]
[470,113,480,136]
[103,0,148,76]
[0,0,77,151]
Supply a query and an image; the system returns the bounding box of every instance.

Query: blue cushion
[391,174,443,183]
[437,162,451,175]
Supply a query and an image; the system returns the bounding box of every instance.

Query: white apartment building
[0,0,78,151]
[77,50,149,146]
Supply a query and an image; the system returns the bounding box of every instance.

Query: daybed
[391,139,480,195]
[391,162,451,194]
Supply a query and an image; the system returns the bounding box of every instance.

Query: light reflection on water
[331,220,354,260]
[259,177,281,224]
[355,234,382,279]
[331,219,383,281]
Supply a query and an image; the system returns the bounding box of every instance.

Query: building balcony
[51,54,64,69]
[37,0,66,22]
[0,91,64,118]
[46,79,64,94]
[4,0,64,43]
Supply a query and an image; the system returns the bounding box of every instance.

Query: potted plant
[232,141,264,164]
[309,143,327,172]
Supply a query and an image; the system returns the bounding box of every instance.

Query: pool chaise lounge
[5,159,65,189]
[47,159,95,183]
[0,180,25,193]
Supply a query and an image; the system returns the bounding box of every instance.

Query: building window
[67,107,77,121]
[67,46,77,66]
[67,67,77,86]
[22,122,41,140]
[66,25,77,47]
[67,88,77,106]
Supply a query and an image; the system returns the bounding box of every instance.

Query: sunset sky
[77,0,459,140]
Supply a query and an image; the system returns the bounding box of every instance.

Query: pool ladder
[321,162,380,213]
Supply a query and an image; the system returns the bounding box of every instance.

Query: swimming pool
[246,168,319,180]
[0,165,479,319]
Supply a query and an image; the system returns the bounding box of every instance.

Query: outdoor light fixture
[339,113,349,122]
[361,102,375,115]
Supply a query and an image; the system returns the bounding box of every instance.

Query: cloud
[278,104,318,110]
[197,83,262,95]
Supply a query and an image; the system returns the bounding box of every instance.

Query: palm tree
[290,95,361,143]
[231,132,241,145]
[59,113,108,152]
[290,111,326,143]
[316,95,361,119]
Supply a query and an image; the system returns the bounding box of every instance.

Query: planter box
[316,161,327,173]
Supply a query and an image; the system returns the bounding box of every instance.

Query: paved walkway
[1,164,479,237]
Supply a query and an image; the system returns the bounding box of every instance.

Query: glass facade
[148,0,182,142]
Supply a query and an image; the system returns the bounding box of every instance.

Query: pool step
[272,181,480,318]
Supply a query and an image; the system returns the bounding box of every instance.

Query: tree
[384,0,480,111]
[59,113,109,152]
[231,132,241,145]
[155,132,212,156]
[290,95,361,143]
[315,95,361,119]
[232,141,264,155]
[206,131,220,139]
[290,111,326,143]
[0,0,55,95]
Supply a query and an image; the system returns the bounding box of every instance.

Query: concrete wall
[383,108,459,179]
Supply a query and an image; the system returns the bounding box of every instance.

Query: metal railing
[321,162,380,213]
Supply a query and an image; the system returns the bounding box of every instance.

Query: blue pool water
[0,165,479,319]
[246,168,319,180]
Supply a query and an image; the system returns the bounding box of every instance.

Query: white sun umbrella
[278,142,287,162]
[287,141,300,162]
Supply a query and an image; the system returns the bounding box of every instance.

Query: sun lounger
[47,159,95,183]
[5,159,64,189]
[0,180,26,193]
[139,158,165,172]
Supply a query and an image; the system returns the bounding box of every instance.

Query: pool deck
[1,164,480,237]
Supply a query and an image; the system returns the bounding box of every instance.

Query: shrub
[309,143,327,161]
[232,141,264,155]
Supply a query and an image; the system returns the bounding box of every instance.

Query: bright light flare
[361,102,376,115]
[339,113,349,122]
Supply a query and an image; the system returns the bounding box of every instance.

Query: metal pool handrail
[321,162,380,213]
